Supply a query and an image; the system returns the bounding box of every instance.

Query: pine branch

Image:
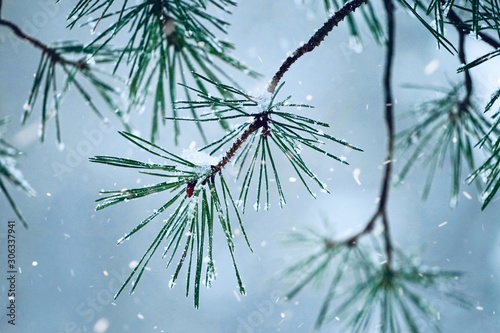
[0,17,131,142]
[447,7,500,50]
[394,19,497,207]
[379,0,396,270]
[67,0,261,143]
[91,68,363,302]
[280,227,471,332]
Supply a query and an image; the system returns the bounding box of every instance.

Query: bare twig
[379,0,396,269]
[447,8,500,50]
[339,0,396,269]
[267,0,369,94]
[0,18,88,70]
[457,28,473,113]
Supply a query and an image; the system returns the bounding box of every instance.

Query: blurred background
[0,0,499,332]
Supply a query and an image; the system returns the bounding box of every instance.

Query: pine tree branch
[0,18,88,70]
[267,0,369,93]
[206,0,373,183]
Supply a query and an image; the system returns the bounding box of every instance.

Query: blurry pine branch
[280,224,472,332]
[395,81,496,206]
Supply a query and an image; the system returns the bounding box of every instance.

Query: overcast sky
[1,1,499,332]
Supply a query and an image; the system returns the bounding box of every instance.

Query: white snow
[162,18,176,37]
[93,317,109,333]
[181,148,219,169]
[349,36,363,54]
[424,59,440,75]
[0,156,36,196]
[256,92,273,113]
[353,168,361,185]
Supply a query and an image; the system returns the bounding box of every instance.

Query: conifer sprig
[90,131,251,307]
[281,227,471,332]
[67,0,261,143]
[174,74,363,209]
[0,17,129,143]
[23,41,130,143]
[395,82,496,207]
[90,72,362,303]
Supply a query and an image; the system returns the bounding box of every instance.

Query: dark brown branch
[267,0,369,94]
[0,18,88,70]
[457,27,473,114]
[210,113,268,178]
[447,8,500,50]
[340,0,396,269]
[205,0,371,185]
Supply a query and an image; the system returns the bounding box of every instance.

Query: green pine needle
[281,226,471,333]
[21,41,130,143]
[395,82,496,207]
[68,0,261,143]
[90,132,252,306]
[0,117,35,229]
[174,75,362,211]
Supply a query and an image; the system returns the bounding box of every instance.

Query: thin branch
[0,18,88,70]
[457,26,473,113]
[340,0,396,269]
[267,0,369,93]
[447,8,500,50]
[207,0,372,181]
[211,113,268,176]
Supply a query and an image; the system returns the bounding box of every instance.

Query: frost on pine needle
[256,92,273,113]
[0,156,36,197]
[0,117,35,228]
[89,71,363,303]
[181,148,219,176]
